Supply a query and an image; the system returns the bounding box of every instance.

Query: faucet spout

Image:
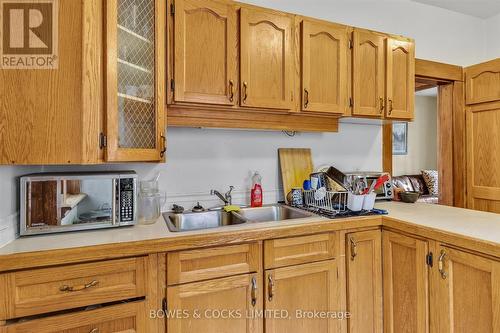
[210,190,229,205]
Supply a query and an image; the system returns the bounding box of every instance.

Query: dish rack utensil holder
[304,190,348,214]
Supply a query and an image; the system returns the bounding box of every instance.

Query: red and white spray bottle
[250,172,263,207]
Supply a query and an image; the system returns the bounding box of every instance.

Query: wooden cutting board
[279,148,313,202]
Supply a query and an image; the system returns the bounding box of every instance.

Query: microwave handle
[112,178,118,225]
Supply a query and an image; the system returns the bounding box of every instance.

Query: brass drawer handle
[388,99,394,115]
[268,273,275,301]
[89,329,99,333]
[379,97,384,113]
[304,89,309,109]
[350,237,357,261]
[438,250,447,279]
[60,280,99,292]
[251,276,257,307]
[228,80,234,102]
[242,81,248,104]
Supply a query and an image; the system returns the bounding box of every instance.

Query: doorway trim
[383,59,465,207]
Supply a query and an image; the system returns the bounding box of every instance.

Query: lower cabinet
[432,245,500,333]
[166,273,262,333]
[0,301,146,333]
[382,231,429,333]
[346,230,383,333]
[265,260,340,333]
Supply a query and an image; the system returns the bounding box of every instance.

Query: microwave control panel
[119,178,135,222]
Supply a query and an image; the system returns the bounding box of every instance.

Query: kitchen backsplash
[0,123,382,245]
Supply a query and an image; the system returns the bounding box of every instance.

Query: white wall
[393,92,438,176]
[485,13,500,59]
[0,0,496,246]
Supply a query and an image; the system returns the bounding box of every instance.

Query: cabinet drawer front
[264,233,336,269]
[0,301,146,333]
[0,257,147,320]
[167,243,260,285]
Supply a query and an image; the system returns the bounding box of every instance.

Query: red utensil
[361,174,390,195]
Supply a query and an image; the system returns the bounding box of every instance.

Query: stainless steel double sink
[163,204,315,232]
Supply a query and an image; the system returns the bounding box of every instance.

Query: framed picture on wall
[393,122,408,155]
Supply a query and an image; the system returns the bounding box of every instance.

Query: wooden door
[265,260,340,333]
[167,274,262,333]
[465,58,500,105]
[383,231,429,333]
[106,0,166,162]
[352,30,385,117]
[432,246,500,333]
[466,103,500,213]
[240,8,294,110]
[301,20,348,114]
[386,37,415,119]
[346,230,383,333]
[174,0,237,105]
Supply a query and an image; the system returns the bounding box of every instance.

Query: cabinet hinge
[349,97,353,108]
[170,3,175,16]
[162,298,168,312]
[170,79,175,92]
[348,39,353,49]
[99,133,107,149]
[426,252,433,267]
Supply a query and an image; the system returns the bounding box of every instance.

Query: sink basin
[163,204,316,232]
[164,210,246,232]
[234,205,315,222]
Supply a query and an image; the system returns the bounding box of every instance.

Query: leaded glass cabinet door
[106,0,166,162]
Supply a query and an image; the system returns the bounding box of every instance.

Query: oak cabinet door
[385,38,415,120]
[346,230,383,333]
[106,0,166,162]
[465,59,500,105]
[174,0,237,105]
[382,231,429,333]
[265,260,340,333]
[166,274,262,333]
[240,8,294,110]
[432,246,500,333]
[466,104,500,213]
[352,30,386,117]
[301,21,348,114]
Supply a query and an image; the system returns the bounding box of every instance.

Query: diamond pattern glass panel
[117,0,156,149]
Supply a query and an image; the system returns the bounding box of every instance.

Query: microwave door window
[60,179,114,226]
[27,181,59,228]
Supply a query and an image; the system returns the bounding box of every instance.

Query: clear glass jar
[138,180,165,225]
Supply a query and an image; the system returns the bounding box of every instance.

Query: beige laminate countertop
[0,202,499,261]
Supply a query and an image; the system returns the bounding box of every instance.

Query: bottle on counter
[251,172,263,207]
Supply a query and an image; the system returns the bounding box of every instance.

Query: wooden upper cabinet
[466,103,500,213]
[173,0,237,105]
[383,231,429,333]
[0,0,103,164]
[386,37,415,120]
[346,230,383,333]
[106,0,166,162]
[465,58,500,105]
[240,8,294,110]
[265,260,340,333]
[433,246,500,333]
[352,30,386,117]
[301,21,348,114]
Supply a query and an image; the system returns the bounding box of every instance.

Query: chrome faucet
[210,186,234,206]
